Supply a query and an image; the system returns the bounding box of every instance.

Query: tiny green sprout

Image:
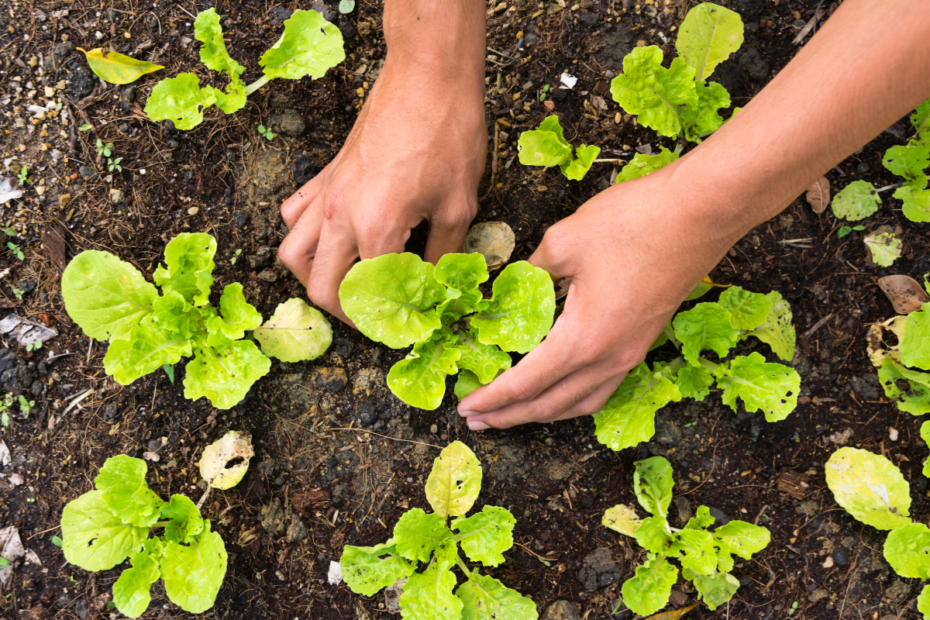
[69,576,78,584]
[257,125,274,141]
[230,248,242,265]
[163,363,175,384]
[10,286,23,300]
[537,557,551,567]
[788,601,799,615]
[17,166,32,186]
[79,123,92,132]
[18,396,34,418]
[7,242,24,261]
[52,536,63,548]
[540,84,550,102]
[108,157,123,173]
[0,558,8,569]
[339,0,355,13]
[26,498,35,503]
[684,420,698,428]
[96,139,113,158]
[0,412,7,427]
[837,225,865,238]
[25,341,42,353]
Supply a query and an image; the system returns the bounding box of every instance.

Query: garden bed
[1,0,926,618]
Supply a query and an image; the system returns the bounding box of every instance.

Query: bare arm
[459,0,930,430]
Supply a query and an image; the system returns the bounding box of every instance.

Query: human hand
[278,26,486,323]
[457,160,743,430]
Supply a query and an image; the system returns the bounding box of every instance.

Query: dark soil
[0,1,926,619]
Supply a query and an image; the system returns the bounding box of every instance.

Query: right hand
[278,56,487,324]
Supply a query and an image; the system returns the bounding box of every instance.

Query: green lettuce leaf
[912,99,930,148]
[161,494,204,544]
[560,144,601,181]
[923,421,930,477]
[602,504,643,538]
[713,521,770,560]
[901,306,930,370]
[341,540,415,596]
[387,334,461,410]
[253,298,333,362]
[183,339,271,409]
[151,290,202,341]
[61,250,158,342]
[676,2,744,80]
[95,455,165,528]
[393,508,452,563]
[112,547,160,619]
[456,571,539,620]
[895,183,930,223]
[832,180,881,221]
[686,505,716,530]
[206,283,262,340]
[435,253,489,294]
[688,570,740,611]
[454,370,484,400]
[448,328,512,384]
[103,319,191,385]
[144,73,218,131]
[193,8,247,114]
[673,528,717,575]
[153,233,217,306]
[452,506,516,567]
[471,262,555,354]
[615,147,679,183]
[161,521,227,614]
[672,302,740,365]
[633,516,673,555]
[621,556,677,616]
[718,286,772,330]
[425,441,482,519]
[681,79,730,141]
[61,490,147,572]
[593,362,682,451]
[717,353,800,422]
[400,562,464,620]
[675,364,715,401]
[518,116,572,167]
[634,456,675,518]
[744,291,796,362]
[610,46,698,138]
[259,10,345,81]
[883,144,929,187]
[877,357,930,415]
[340,252,445,349]
[883,523,930,579]
[864,230,903,267]
[919,584,930,619]
[825,447,912,530]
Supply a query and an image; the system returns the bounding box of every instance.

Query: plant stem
[153,520,171,528]
[196,485,212,510]
[697,357,721,373]
[244,76,270,97]
[455,555,473,578]
[593,158,625,164]
[673,143,685,155]
[876,183,902,193]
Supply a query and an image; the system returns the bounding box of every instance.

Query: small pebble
[889,427,899,441]
[188,207,199,216]
[833,548,849,566]
[543,100,555,111]
[822,556,834,568]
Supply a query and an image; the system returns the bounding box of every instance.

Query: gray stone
[795,500,818,517]
[668,589,689,607]
[269,109,307,137]
[738,46,769,81]
[285,508,307,543]
[79,165,96,180]
[104,404,119,421]
[577,548,620,592]
[258,269,278,283]
[51,41,75,68]
[292,154,320,185]
[708,507,730,525]
[311,367,348,393]
[0,349,35,396]
[595,26,634,70]
[542,600,580,620]
[547,460,572,481]
[249,246,272,269]
[232,209,249,226]
[521,31,541,49]
[17,278,36,294]
[809,588,830,603]
[260,497,286,535]
[674,496,692,526]
[310,1,335,22]
[883,579,910,604]
[109,188,124,204]
[578,12,598,27]
[120,85,137,112]
[268,7,293,27]
[833,548,849,566]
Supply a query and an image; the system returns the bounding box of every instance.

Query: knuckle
[277,238,300,267]
[306,282,337,312]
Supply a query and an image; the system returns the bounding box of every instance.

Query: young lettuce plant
[59,436,251,618]
[867,284,930,414]
[604,456,770,616]
[611,2,743,142]
[825,447,930,618]
[517,116,601,181]
[338,252,555,409]
[833,99,930,223]
[145,9,344,130]
[61,233,332,409]
[594,285,799,452]
[340,441,538,620]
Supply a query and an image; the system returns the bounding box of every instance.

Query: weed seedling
[230,248,242,264]
[257,125,274,141]
[96,139,113,158]
[25,341,42,352]
[788,601,799,615]
[7,243,24,261]
[17,166,32,186]
[838,225,865,237]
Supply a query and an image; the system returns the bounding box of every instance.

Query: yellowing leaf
[198,431,254,490]
[425,442,482,518]
[254,298,333,362]
[825,447,912,530]
[602,504,642,537]
[78,48,164,85]
[645,603,699,620]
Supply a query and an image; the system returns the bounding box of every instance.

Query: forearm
[677,0,930,250]
[383,0,486,89]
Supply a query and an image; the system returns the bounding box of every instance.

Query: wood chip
[805,176,830,214]
[878,275,930,315]
[42,223,67,273]
[776,469,810,500]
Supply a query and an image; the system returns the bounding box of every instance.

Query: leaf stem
[697,357,721,373]
[593,158,625,164]
[244,76,270,96]
[153,520,171,528]
[455,554,473,578]
[196,485,212,510]
[876,183,902,194]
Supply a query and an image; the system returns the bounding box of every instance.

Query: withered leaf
[805,176,830,214]
[878,275,930,315]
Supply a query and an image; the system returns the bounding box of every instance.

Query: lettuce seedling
[61,233,332,409]
[145,9,344,130]
[594,286,799,452]
[867,288,930,415]
[604,456,770,615]
[338,252,555,409]
[61,455,228,618]
[341,442,538,620]
[611,2,742,142]
[518,116,601,181]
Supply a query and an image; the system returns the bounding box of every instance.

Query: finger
[355,210,411,259]
[463,363,618,430]
[277,195,324,286]
[306,221,359,325]
[281,172,326,229]
[527,225,574,281]
[424,199,475,264]
[458,310,582,415]
[551,373,625,422]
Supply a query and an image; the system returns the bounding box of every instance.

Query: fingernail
[458,409,479,417]
[468,420,491,431]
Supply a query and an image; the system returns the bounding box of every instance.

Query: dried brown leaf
[42,224,67,273]
[878,275,929,315]
[645,604,699,620]
[805,177,830,214]
[463,221,515,269]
